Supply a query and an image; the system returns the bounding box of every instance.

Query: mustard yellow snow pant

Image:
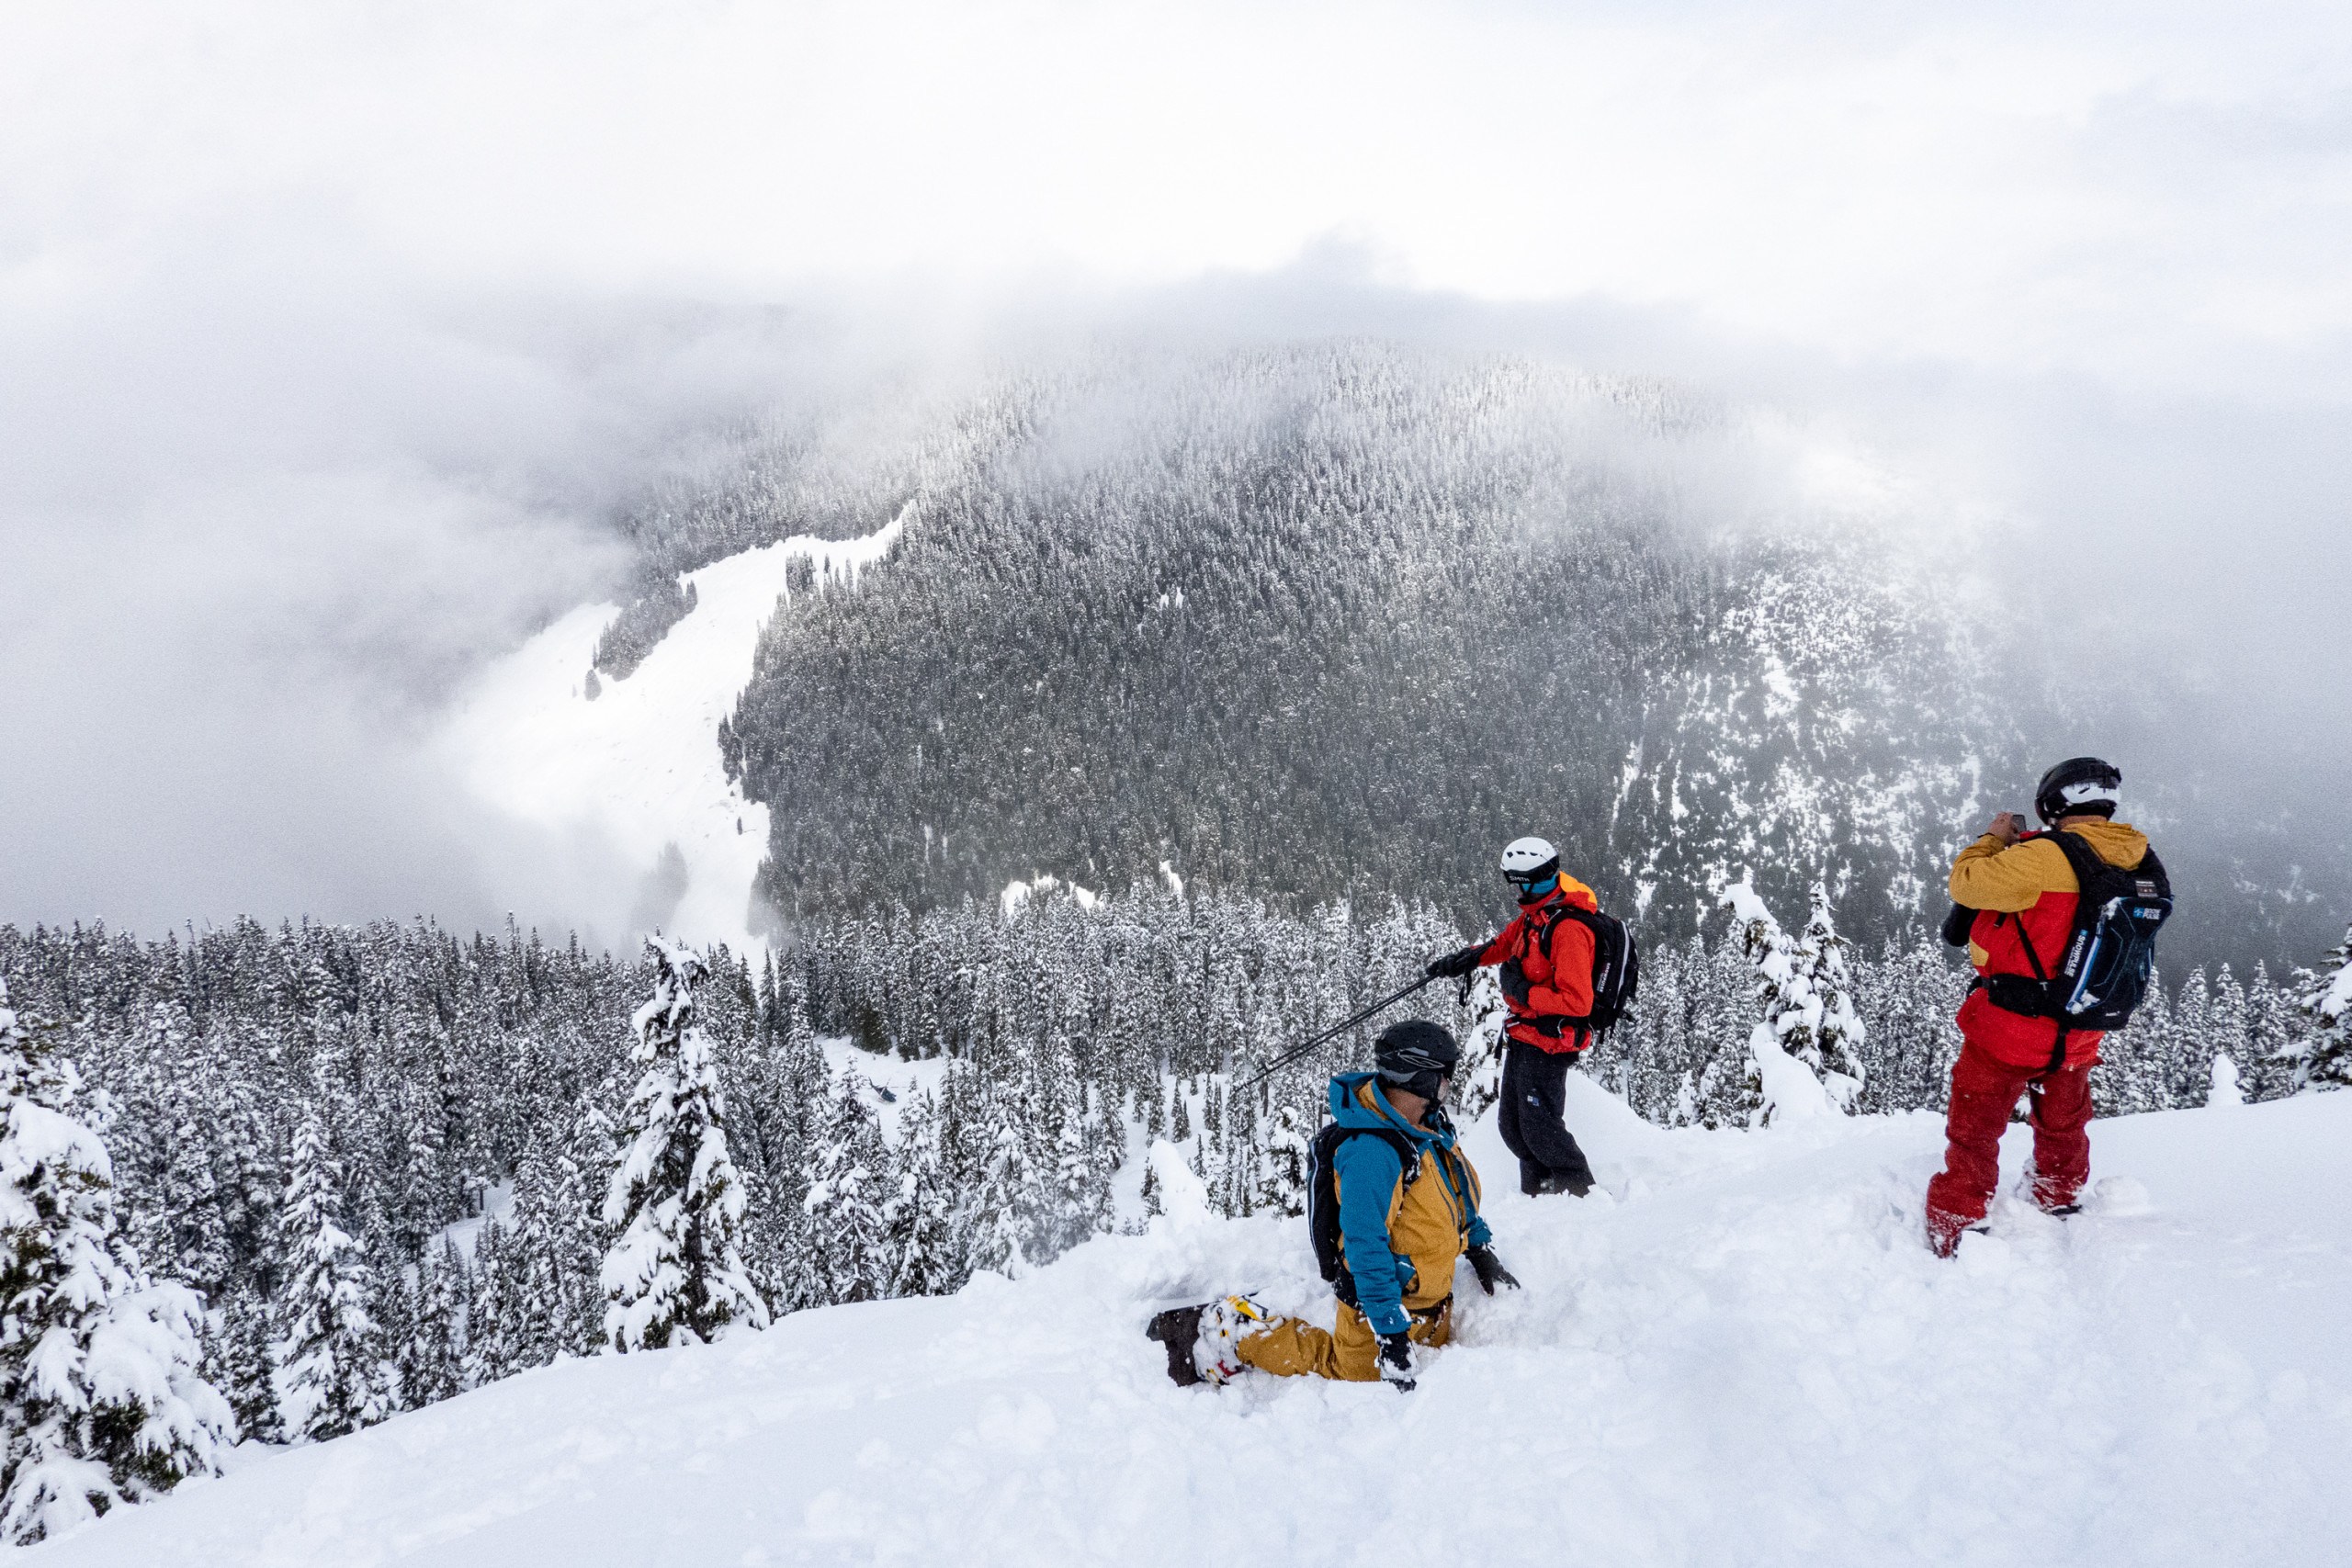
[1235,1295,1453,1382]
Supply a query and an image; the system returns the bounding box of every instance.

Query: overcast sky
[4,0,2347,935]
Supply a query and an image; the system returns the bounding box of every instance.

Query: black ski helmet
[1374,1020,1460,1100]
[2034,756,2122,825]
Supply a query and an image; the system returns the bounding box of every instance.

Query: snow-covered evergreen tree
[2208,966,2250,1101]
[368,1256,420,1415]
[1217,1086,1257,1217]
[278,1103,383,1442]
[1847,935,1962,1115]
[1453,966,1510,1121]
[601,941,768,1351]
[1717,883,1836,1125]
[967,1110,1030,1280]
[506,1113,606,1362]
[0,982,232,1543]
[2291,923,2352,1092]
[400,1237,469,1406]
[212,1292,279,1447]
[886,1093,963,1299]
[2240,963,2298,1103]
[1023,1020,1102,1256]
[1792,884,1869,1111]
[1251,1102,1311,1218]
[1691,931,1764,1128]
[2167,967,2217,1107]
[803,1067,891,1306]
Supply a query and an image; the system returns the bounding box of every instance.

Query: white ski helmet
[1499,836,1559,886]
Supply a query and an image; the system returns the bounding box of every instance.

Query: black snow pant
[1498,1039,1596,1195]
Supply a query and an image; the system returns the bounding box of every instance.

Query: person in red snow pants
[1923,1043,2093,1243]
[1924,757,2157,1256]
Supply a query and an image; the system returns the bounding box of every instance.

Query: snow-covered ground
[818,1037,948,1141]
[28,1087,2352,1568]
[437,515,905,960]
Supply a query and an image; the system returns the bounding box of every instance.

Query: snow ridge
[30,1087,2352,1568]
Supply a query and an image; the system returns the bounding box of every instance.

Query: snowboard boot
[1926,1212,1991,1258]
[1146,1296,1268,1387]
[2025,1164,2082,1218]
[1532,1170,1593,1198]
[1145,1306,1205,1386]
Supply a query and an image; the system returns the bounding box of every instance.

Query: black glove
[1465,1245,1521,1295]
[1425,944,1484,980]
[1375,1330,1417,1391]
[1498,958,1533,1008]
[1939,902,1976,949]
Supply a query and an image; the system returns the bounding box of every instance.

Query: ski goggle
[1378,1066,1453,1101]
[1502,867,1558,894]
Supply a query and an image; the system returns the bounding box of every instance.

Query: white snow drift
[438,514,905,959]
[25,1083,2352,1568]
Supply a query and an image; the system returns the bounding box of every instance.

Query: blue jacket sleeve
[1332,1134,1413,1337]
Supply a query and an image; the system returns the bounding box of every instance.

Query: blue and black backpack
[1973,830,2174,1052]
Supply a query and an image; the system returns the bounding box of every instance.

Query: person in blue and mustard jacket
[1147,1022,1519,1391]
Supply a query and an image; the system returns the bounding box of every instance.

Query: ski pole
[1236,975,1437,1090]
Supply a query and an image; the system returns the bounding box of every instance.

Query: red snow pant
[1924,1039,2093,1250]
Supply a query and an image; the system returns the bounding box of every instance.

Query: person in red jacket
[1428,836,1601,1197]
[1924,757,2158,1257]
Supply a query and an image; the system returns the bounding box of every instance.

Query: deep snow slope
[28,1088,2352,1568]
[437,513,904,958]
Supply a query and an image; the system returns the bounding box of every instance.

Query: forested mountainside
[578,339,2342,971]
[589,381,967,679]
[707,344,2022,949]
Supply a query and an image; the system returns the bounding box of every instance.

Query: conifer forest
[3,872,2347,1523]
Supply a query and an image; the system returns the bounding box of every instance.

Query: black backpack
[1523,904,1641,1037]
[1306,1120,1421,1304]
[1983,830,2173,1042]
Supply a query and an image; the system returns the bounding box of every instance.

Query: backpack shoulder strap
[1393,1127,1424,1183]
[1365,1125,1423,1186]
[1552,904,1610,941]
[1325,1122,1421,1178]
[2042,828,2130,911]
[2000,831,2066,982]
[1311,1120,1350,1161]
[1532,900,1582,960]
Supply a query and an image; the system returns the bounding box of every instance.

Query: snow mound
[2085,1173,2154,1216]
[36,1091,2352,1568]
[438,514,905,958]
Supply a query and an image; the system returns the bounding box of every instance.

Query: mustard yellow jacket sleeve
[1948,836,2072,913]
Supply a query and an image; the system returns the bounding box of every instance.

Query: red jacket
[1951,819,2153,1070]
[1473,878,1600,1055]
